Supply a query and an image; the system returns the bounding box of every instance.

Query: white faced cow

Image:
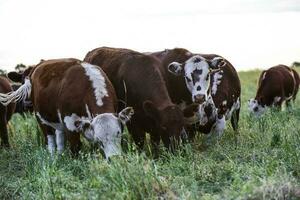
[168,54,241,137]
[0,58,134,158]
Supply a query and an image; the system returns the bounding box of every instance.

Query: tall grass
[0,69,300,199]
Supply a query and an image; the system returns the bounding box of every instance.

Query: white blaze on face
[81,62,109,107]
[248,98,266,117]
[91,113,123,158]
[184,55,211,102]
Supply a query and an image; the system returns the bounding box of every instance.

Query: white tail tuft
[0,78,32,106]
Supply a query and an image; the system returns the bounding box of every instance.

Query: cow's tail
[0,78,32,106]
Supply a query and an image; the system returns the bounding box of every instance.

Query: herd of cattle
[0,47,299,158]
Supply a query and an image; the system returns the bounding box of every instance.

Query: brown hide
[255,65,299,107]
[84,47,185,149]
[151,48,241,136]
[0,76,16,147]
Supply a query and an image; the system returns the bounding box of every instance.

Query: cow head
[168,55,226,105]
[7,67,33,84]
[72,107,134,158]
[143,101,185,150]
[248,98,266,117]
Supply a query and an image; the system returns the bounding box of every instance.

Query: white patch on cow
[262,71,267,81]
[36,112,64,131]
[222,100,227,106]
[211,71,223,96]
[274,96,281,104]
[55,130,64,154]
[225,97,240,120]
[0,78,32,106]
[185,51,193,56]
[81,62,108,107]
[63,111,125,158]
[91,113,123,158]
[213,116,226,137]
[47,134,55,155]
[184,55,211,101]
[197,95,217,125]
[63,113,87,132]
[248,98,266,117]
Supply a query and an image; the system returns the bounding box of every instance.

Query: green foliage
[1,69,300,199]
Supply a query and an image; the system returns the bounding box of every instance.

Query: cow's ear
[7,72,22,83]
[208,57,226,71]
[118,107,134,124]
[143,100,160,119]
[168,62,184,76]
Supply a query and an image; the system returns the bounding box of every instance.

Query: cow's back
[31,58,116,121]
[84,47,172,110]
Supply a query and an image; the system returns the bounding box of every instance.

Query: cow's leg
[150,133,160,158]
[127,123,145,150]
[66,132,81,156]
[230,108,240,131]
[0,105,9,148]
[47,134,56,155]
[55,130,64,154]
[186,125,197,142]
[213,115,226,137]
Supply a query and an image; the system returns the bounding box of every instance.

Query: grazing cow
[248,65,300,116]
[0,76,15,147]
[152,48,241,137]
[84,47,186,151]
[0,58,134,158]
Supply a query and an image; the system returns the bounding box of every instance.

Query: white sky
[0,0,299,71]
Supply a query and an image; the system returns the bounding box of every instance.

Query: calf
[153,48,241,137]
[0,76,15,147]
[248,65,299,116]
[0,58,133,158]
[84,47,186,150]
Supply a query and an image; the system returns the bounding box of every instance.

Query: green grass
[1,69,300,200]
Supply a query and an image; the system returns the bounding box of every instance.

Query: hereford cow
[0,76,15,147]
[248,65,300,116]
[84,47,186,151]
[0,58,134,158]
[152,48,241,138]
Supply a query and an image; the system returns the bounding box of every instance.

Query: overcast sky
[0,0,299,71]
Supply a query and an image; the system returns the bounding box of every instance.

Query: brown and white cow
[152,48,241,137]
[248,65,299,116]
[84,47,186,151]
[0,76,16,147]
[0,58,134,158]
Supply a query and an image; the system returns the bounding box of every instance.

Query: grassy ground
[1,69,300,200]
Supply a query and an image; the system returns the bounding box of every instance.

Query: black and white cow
[166,51,241,137]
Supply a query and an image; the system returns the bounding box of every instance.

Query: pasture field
[1,69,300,200]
